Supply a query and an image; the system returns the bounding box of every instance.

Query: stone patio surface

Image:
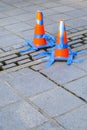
[0,0,87,130]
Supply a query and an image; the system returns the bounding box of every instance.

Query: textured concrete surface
[0,0,87,130]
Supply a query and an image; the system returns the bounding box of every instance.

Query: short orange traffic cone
[54,20,69,59]
[37,20,83,67]
[20,10,55,53]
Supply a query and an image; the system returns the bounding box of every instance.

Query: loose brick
[2,63,16,70]
[69,39,82,45]
[0,62,3,66]
[83,37,87,41]
[71,35,84,40]
[17,58,31,65]
[5,55,29,64]
[0,54,18,62]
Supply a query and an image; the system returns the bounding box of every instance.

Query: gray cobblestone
[71,35,84,40]
[17,58,31,65]
[2,63,16,70]
[0,54,18,62]
[5,55,29,64]
[69,39,82,45]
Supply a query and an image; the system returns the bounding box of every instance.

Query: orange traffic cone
[41,20,83,67]
[54,20,69,59]
[33,10,47,47]
[20,10,55,53]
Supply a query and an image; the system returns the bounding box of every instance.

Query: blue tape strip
[34,34,43,38]
[46,50,54,67]
[56,43,68,49]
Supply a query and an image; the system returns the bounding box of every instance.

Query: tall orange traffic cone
[33,10,47,47]
[20,10,55,53]
[36,20,83,67]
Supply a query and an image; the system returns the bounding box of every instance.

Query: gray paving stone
[17,29,34,39]
[0,34,23,48]
[75,57,87,71]
[0,3,15,12]
[66,10,87,18]
[69,39,82,45]
[12,1,33,8]
[5,23,33,32]
[17,58,31,65]
[4,8,27,16]
[0,80,20,107]
[22,5,45,13]
[67,19,87,28]
[0,49,3,54]
[5,68,57,97]
[30,87,85,117]
[2,63,16,70]
[0,28,10,36]
[71,35,84,40]
[34,121,62,130]
[40,62,86,85]
[12,13,35,22]
[0,54,18,62]
[56,105,87,130]
[31,62,46,71]
[71,43,82,48]
[0,17,20,26]
[0,62,3,66]
[5,55,29,64]
[0,13,7,19]
[0,101,47,130]
[52,6,75,13]
[64,76,87,101]
[45,23,57,35]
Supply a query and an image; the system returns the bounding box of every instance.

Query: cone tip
[37,10,42,13]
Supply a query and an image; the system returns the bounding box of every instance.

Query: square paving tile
[0,101,47,130]
[30,87,85,117]
[0,33,23,48]
[64,76,87,101]
[0,80,20,108]
[75,58,87,71]
[6,68,57,97]
[40,62,86,85]
[34,121,62,130]
[5,22,33,32]
[56,105,87,130]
